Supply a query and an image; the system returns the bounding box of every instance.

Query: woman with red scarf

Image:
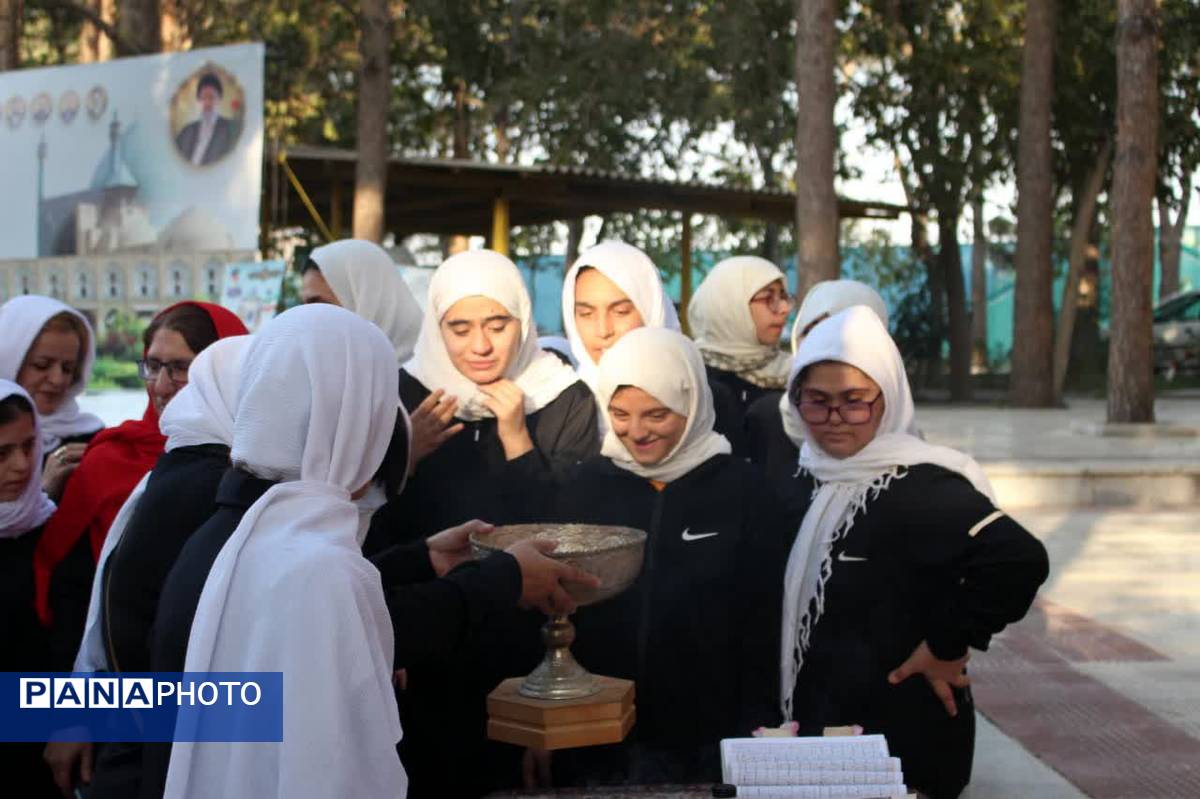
[33,301,247,670]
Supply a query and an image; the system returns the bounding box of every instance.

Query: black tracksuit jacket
[504,452,788,785]
[706,365,786,463]
[779,464,1050,799]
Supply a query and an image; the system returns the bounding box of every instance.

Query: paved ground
[917,395,1200,464]
[965,508,1200,798]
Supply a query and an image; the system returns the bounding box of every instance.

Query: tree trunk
[447,78,471,254]
[1158,173,1191,300]
[351,0,391,243]
[1108,0,1158,423]
[1071,233,1104,381]
[895,150,941,388]
[79,0,101,61]
[1053,137,1112,402]
[159,0,188,52]
[762,224,781,266]
[0,0,21,70]
[1009,0,1058,407]
[926,251,947,390]
[971,196,989,370]
[756,145,782,266]
[118,0,160,55]
[565,218,584,268]
[794,0,840,297]
[938,207,972,401]
[494,106,511,163]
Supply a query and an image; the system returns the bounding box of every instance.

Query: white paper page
[734,786,908,799]
[721,736,892,783]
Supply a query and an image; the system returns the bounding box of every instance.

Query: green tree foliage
[1158,0,1200,208]
[845,0,1022,398]
[14,0,1196,365]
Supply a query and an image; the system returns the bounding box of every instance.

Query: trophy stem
[518,613,601,700]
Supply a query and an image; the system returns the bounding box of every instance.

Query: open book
[719,735,909,799]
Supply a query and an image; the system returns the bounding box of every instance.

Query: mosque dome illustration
[37,112,155,256]
[158,206,234,252]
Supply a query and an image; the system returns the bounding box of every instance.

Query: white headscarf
[781,281,891,446]
[562,241,681,388]
[0,380,56,539]
[780,306,995,720]
[0,295,103,451]
[159,336,251,452]
[596,327,731,483]
[74,337,254,672]
[309,239,424,365]
[405,249,579,421]
[791,279,890,354]
[689,256,792,389]
[165,304,405,799]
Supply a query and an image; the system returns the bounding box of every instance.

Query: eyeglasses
[797,394,883,425]
[138,358,192,384]
[750,289,792,312]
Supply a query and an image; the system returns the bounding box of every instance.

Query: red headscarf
[34,301,247,624]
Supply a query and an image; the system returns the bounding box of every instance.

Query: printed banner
[219,259,285,332]
[0,43,264,260]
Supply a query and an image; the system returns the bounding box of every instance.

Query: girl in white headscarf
[0,381,60,799]
[301,238,424,364]
[689,255,794,395]
[505,327,787,786]
[373,249,598,546]
[0,382,56,540]
[301,241,421,515]
[778,306,1047,799]
[689,256,794,455]
[745,279,891,473]
[561,241,681,389]
[72,335,251,667]
[163,304,406,799]
[790,279,891,353]
[0,296,104,499]
[369,250,599,793]
[560,240,742,443]
[43,338,252,799]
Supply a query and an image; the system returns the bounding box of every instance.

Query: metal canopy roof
[271,144,908,238]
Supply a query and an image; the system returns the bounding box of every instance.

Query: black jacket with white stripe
[781,463,1049,799]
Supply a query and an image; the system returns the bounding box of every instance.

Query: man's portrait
[170,66,245,167]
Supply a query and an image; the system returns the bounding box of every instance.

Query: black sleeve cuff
[446,550,522,611]
[370,540,436,587]
[506,446,549,475]
[926,629,970,661]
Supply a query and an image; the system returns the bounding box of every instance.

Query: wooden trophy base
[486,676,635,750]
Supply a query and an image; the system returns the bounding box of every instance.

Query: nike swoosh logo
[681,528,720,542]
[836,552,868,562]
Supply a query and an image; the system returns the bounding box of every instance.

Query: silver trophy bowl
[471,523,647,700]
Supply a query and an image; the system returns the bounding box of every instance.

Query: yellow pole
[492,196,510,256]
[277,150,334,243]
[680,213,693,336]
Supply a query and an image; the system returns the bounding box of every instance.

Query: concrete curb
[983,460,1200,509]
